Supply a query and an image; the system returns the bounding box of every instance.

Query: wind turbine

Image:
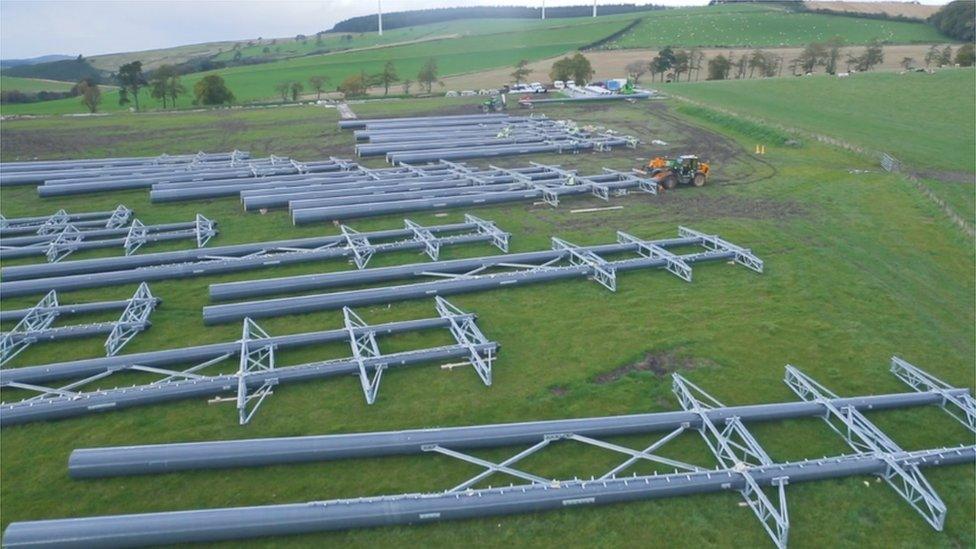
[593,0,597,18]
[377,0,383,36]
[541,0,545,20]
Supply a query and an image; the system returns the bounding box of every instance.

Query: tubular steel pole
[0,316,467,386]
[0,344,494,426]
[67,390,969,478]
[5,447,972,548]
[0,222,478,282]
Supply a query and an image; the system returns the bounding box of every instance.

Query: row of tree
[75,60,235,113]
[625,47,707,83]
[548,53,595,84]
[620,39,974,84]
[332,58,440,98]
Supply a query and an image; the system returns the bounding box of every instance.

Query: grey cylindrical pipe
[1,321,138,343]
[0,221,194,247]
[0,315,469,386]
[0,343,494,426]
[338,112,510,129]
[285,183,526,212]
[523,92,652,104]
[67,390,968,478]
[292,188,558,223]
[202,250,730,325]
[242,176,470,210]
[0,232,489,298]
[0,298,159,323]
[208,239,695,301]
[356,136,546,156]
[386,139,628,165]
[5,447,971,548]
[37,163,341,197]
[0,227,212,260]
[0,226,463,281]
[207,265,586,314]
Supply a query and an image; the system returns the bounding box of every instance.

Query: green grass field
[604,3,951,49]
[1,18,631,116]
[211,13,646,63]
[0,76,76,93]
[0,94,973,547]
[3,4,956,117]
[668,69,975,224]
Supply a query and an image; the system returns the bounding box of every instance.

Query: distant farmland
[211,14,644,63]
[669,68,976,223]
[1,17,632,115]
[0,76,75,93]
[604,4,950,49]
[669,69,975,173]
[0,4,956,116]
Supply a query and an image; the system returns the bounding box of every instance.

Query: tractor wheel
[692,172,707,187]
[661,174,678,190]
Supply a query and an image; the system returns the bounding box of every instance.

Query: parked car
[460,90,477,96]
[553,80,565,89]
[529,82,547,93]
[445,90,459,97]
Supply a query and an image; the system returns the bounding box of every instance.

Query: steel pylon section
[104,283,158,356]
[194,214,217,248]
[434,296,494,386]
[339,225,375,269]
[784,365,948,530]
[45,225,83,262]
[551,237,617,291]
[0,290,60,366]
[617,231,692,282]
[104,205,133,228]
[123,219,149,255]
[673,374,789,548]
[890,356,975,433]
[236,318,277,425]
[404,219,441,261]
[678,226,764,273]
[35,209,70,235]
[343,306,386,404]
[464,214,510,252]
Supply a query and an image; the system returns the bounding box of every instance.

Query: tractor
[480,94,506,113]
[638,155,709,190]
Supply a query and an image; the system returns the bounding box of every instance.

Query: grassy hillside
[667,69,975,222]
[213,14,644,63]
[1,18,631,116]
[0,57,104,85]
[669,69,975,172]
[88,40,240,72]
[605,3,950,49]
[0,76,75,93]
[0,98,972,548]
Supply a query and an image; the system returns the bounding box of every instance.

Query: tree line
[620,39,974,84]
[283,58,439,99]
[67,60,236,113]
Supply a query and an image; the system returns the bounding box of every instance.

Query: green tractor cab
[481,94,506,113]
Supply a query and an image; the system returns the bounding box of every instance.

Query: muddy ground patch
[592,350,712,384]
